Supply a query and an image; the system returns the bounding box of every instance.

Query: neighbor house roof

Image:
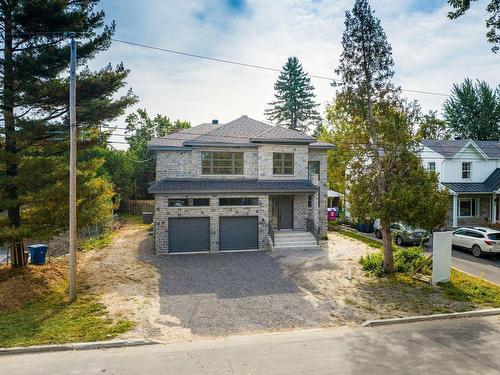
[148,116,334,150]
[421,139,500,159]
[442,168,500,193]
[148,178,318,194]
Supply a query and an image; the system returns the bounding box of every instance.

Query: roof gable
[421,139,500,159]
[148,115,330,149]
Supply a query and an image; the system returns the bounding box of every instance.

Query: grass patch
[335,229,383,249]
[119,214,143,225]
[440,269,500,308]
[0,283,133,348]
[79,230,115,252]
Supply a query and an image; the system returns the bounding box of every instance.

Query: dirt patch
[0,259,68,312]
[276,232,478,324]
[78,223,196,342]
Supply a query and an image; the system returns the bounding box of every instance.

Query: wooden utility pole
[69,35,77,302]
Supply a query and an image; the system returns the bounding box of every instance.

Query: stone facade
[153,144,329,254]
[155,194,269,254]
[446,194,493,228]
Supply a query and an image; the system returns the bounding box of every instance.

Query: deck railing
[306,218,320,245]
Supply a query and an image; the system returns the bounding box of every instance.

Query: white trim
[457,140,489,160]
[461,161,472,180]
[458,197,480,217]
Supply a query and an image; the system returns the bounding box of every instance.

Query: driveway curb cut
[0,339,160,356]
[362,308,500,327]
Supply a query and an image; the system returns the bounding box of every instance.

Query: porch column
[493,194,497,224]
[452,194,458,228]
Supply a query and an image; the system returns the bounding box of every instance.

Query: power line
[111,38,450,97]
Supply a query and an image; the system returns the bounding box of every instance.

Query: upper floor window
[427,162,436,172]
[273,153,294,175]
[202,152,243,175]
[462,162,471,179]
[308,161,320,179]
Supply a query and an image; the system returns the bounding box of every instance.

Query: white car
[451,227,500,258]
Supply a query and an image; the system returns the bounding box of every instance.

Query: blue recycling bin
[28,244,48,265]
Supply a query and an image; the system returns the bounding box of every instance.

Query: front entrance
[272,195,293,230]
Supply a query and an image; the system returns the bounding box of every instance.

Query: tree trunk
[381,223,394,273]
[2,6,24,267]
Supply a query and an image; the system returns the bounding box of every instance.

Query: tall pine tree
[265,56,320,132]
[0,0,137,266]
[331,0,447,273]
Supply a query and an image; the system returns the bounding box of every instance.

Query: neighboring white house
[420,139,500,228]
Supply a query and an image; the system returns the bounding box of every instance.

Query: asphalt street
[1,316,499,375]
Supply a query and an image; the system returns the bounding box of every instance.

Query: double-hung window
[462,162,471,179]
[427,162,436,172]
[273,153,294,175]
[202,152,243,175]
[308,161,320,179]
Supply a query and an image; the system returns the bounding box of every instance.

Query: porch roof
[149,178,318,194]
[442,168,500,194]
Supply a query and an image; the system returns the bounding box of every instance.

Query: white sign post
[432,231,452,285]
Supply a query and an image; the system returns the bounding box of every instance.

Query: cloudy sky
[93,0,498,147]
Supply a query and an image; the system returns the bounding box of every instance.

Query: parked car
[374,221,429,246]
[452,227,500,258]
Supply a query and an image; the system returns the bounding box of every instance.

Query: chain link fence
[0,217,115,265]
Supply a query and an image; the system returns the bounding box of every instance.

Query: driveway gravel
[149,252,334,336]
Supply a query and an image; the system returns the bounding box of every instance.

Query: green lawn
[0,283,133,348]
[333,228,386,249]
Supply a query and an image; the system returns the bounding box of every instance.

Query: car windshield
[487,233,500,240]
[400,224,416,231]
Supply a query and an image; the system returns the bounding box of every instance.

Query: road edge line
[0,339,160,356]
[362,308,500,327]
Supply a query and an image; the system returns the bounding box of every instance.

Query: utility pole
[69,34,77,302]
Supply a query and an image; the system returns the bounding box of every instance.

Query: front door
[278,196,293,230]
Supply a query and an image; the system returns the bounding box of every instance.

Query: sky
[91,0,499,148]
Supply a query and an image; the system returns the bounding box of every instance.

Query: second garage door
[219,216,258,251]
[169,217,210,253]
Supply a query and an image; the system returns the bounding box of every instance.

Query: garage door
[220,216,258,251]
[169,218,210,253]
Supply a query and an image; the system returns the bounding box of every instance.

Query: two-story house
[147,115,334,254]
[421,139,500,228]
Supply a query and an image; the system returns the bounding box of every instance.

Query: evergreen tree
[265,56,320,132]
[448,0,500,53]
[0,1,137,266]
[125,109,190,199]
[332,0,448,273]
[443,79,500,140]
[415,111,450,141]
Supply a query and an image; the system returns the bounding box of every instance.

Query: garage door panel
[169,218,210,253]
[220,216,258,251]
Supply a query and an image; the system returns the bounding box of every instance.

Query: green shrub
[360,246,425,277]
[359,252,385,276]
[328,220,340,231]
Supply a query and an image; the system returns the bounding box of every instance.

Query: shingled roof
[148,116,334,150]
[148,178,318,194]
[442,168,500,193]
[422,139,500,158]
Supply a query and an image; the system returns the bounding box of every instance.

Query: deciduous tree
[443,78,500,140]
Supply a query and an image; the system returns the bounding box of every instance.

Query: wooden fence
[123,200,154,216]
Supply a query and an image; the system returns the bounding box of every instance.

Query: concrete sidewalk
[1,316,499,374]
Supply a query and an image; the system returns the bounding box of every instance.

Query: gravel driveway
[149,252,334,336]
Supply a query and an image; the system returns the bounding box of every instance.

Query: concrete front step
[275,241,318,247]
[272,245,321,251]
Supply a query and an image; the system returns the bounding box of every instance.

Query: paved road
[355,230,500,285]
[1,317,499,374]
